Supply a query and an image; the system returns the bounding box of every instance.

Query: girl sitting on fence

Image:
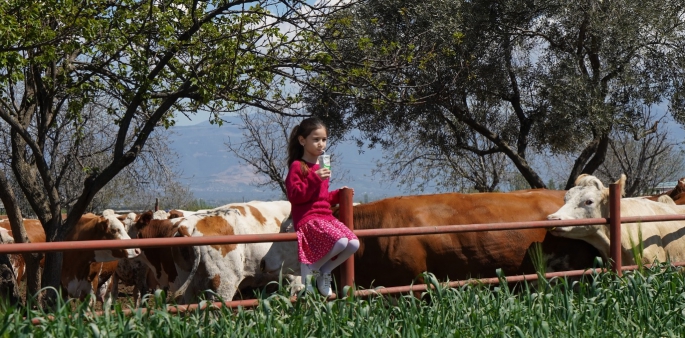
[285,117,359,296]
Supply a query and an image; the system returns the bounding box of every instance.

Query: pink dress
[285,160,357,264]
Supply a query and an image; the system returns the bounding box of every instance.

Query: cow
[109,210,169,307]
[0,218,47,282]
[643,178,685,204]
[84,210,139,305]
[547,174,685,266]
[260,190,602,291]
[1,213,139,304]
[60,212,141,304]
[135,200,292,303]
[0,227,16,288]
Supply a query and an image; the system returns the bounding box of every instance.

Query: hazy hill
[168,117,411,205]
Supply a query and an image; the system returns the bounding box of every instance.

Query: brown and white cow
[82,210,141,304]
[261,190,601,290]
[0,218,47,282]
[109,210,171,306]
[61,212,141,303]
[135,200,292,303]
[548,174,685,266]
[643,177,685,204]
[1,213,139,303]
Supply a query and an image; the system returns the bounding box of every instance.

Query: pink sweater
[285,160,340,229]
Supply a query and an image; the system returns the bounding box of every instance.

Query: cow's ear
[676,178,685,193]
[138,211,154,227]
[98,217,110,232]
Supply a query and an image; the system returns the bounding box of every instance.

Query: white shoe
[301,263,318,294]
[317,272,333,297]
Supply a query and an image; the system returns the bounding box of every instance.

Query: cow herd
[2,174,685,306]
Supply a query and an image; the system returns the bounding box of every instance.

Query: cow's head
[93,214,141,262]
[546,174,626,238]
[669,178,685,202]
[259,216,299,275]
[115,212,139,233]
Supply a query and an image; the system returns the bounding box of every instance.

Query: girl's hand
[316,167,331,180]
[339,186,354,194]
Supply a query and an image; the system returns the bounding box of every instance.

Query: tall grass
[2,265,685,337]
[628,222,646,270]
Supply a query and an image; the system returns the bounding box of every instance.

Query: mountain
[168,117,410,205]
[167,110,685,205]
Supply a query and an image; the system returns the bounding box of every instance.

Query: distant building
[0,201,4,214]
[653,181,678,194]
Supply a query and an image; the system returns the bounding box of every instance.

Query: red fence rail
[3,183,685,311]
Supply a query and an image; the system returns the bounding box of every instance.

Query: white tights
[309,238,360,273]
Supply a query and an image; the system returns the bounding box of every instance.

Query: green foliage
[0,0,328,296]
[4,267,685,336]
[547,179,557,191]
[304,0,685,191]
[183,199,215,211]
[528,242,547,277]
[1,0,315,133]
[508,172,532,191]
[628,223,646,271]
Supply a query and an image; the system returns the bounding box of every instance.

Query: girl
[285,117,360,296]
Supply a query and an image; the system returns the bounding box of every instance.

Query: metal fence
[4,183,685,315]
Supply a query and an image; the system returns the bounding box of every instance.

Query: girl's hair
[287,117,328,174]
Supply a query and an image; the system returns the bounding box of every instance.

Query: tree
[154,181,199,211]
[225,111,350,196]
[0,93,193,300]
[225,112,296,196]
[594,111,685,197]
[301,0,685,192]
[0,0,348,305]
[369,124,508,193]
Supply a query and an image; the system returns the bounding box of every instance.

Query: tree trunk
[24,254,42,301]
[0,170,44,304]
[40,217,66,309]
[40,252,63,308]
[580,133,610,176]
[565,131,610,190]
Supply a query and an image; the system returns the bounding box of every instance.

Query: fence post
[609,183,622,276]
[338,188,355,292]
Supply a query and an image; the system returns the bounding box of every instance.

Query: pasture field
[2,265,685,337]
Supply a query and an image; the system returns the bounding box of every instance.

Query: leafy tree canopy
[303,0,685,190]
[0,0,344,303]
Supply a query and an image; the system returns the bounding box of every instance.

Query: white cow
[547,174,685,266]
[135,200,293,304]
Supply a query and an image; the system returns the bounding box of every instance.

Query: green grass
[2,265,685,337]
